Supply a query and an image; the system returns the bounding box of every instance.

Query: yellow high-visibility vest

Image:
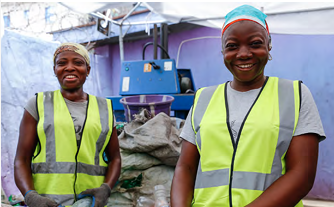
[191,77,303,207]
[32,90,113,206]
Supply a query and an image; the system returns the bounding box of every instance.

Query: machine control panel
[119,59,181,95]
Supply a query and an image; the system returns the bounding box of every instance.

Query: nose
[64,62,75,71]
[236,45,252,59]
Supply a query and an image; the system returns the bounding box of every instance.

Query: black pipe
[153,24,158,60]
[160,23,168,59]
[142,42,170,60]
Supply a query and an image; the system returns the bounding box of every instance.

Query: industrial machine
[107,24,195,121]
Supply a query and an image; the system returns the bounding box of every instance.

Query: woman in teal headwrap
[171,5,325,207]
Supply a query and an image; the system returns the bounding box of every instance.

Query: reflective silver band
[32,162,107,175]
[43,91,56,165]
[196,129,202,151]
[271,78,295,175]
[232,171,281,190]
[76,162,107,175]
[193,85,218,133]
[94,97,110,165]
[195,158,230,189]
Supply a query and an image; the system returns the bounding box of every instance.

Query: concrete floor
[303,199,334,207]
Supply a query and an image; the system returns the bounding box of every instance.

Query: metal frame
[89,2,167,63]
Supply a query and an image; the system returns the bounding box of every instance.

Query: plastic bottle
[137,196,155,207]
[153,185,170,207]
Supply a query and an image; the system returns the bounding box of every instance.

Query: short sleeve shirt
[180,82,326,145]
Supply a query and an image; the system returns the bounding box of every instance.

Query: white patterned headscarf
[53,42,90,65]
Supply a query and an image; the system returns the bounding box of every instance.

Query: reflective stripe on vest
[32,90,113,206]
[191,77,303,207]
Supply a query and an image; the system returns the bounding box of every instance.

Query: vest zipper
[225,77,269,207]
[73,95,89,202]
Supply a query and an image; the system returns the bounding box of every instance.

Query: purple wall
[97,27,229,97]
[94,26,334,201]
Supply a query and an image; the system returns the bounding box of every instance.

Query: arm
[246,133,319,207]
[171,139,200,207]
[104,126,121,189]
[14,109,38,196]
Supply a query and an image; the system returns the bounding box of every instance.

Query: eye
[250,41,263,48]
[56,61,66,66]
[74,60,84,66]
[225,43,237,49]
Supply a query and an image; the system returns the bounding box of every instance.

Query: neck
[60,88,87,102]
[231,75,266,92]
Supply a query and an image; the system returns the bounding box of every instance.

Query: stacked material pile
[107,111,184,207]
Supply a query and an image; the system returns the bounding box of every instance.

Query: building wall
[1,2,92,39]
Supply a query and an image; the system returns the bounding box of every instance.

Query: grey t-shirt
[180,82,326,145]
[25,95,116,145]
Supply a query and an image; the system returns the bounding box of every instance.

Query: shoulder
[26,95,37,107]
[195,83,226,97]
[35,90,57,97]
[89,94,111,103]
[295,82,326,140]
[25,95,39,120]
[300,83,312,98]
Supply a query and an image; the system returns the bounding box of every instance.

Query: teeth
[66,75,76,78]
[238,64,253,68]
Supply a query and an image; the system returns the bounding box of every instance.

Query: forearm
[104,156,121,189]
[247,134,319,207]
[14,158,35,196]
[171,165,196,207]
[246,167,314,207]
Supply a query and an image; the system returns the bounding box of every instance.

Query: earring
[268,53,272,61]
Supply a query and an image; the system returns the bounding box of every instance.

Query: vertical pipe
[160,24,164,59]
[160,23,168,59]
[119,25,124,62]
[119,2,142,63]
[153,24,157,60]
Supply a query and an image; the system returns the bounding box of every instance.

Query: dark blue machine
[107,23,195,122]
[107,59,195,122]
[119,59,181,95]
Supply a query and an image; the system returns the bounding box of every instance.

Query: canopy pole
[119,25,124,62]
[119,2,142,63]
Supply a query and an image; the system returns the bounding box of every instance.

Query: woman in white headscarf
[14,43,121,207]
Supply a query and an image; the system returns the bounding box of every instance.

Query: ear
[268,41,272,51]
[87,65,91,76]
[53,65,56,75]
[268,35,272,51]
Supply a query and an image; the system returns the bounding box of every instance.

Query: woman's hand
[24,190,58,207]
[77,183,111,207]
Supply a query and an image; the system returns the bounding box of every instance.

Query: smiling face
[53,51,90,91]
[222,20,271,89]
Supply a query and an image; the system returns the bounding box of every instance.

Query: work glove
[24,190,59,207]
[77,183,111,207]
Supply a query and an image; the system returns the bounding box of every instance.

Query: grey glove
[78,183,111,207]
[24,190,58,207]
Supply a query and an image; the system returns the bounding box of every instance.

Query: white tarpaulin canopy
[61,2,334,35]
